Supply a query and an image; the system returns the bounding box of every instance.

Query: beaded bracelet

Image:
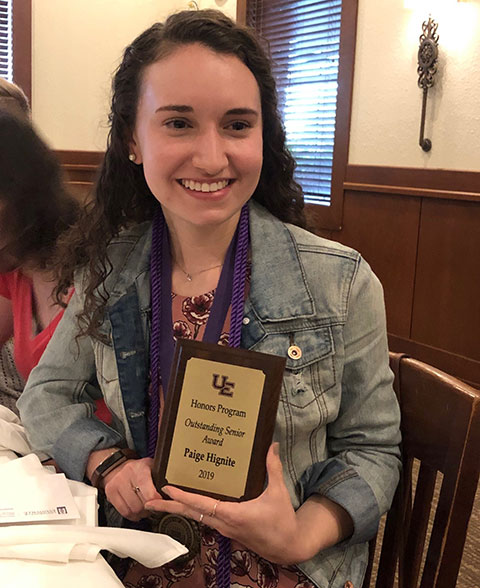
[90,448,138,489]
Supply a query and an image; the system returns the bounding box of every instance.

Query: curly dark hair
[0,111,78,270]
[55,9,305,337]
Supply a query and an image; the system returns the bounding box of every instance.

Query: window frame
[11,0,31,104]
[237,0,359,231]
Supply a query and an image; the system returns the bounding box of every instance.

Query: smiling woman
[18,10,401,588]
[129,43,263,268]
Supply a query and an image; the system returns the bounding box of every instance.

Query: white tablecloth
[0,406,187,586]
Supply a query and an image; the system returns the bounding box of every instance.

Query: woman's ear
[128,134,142,164]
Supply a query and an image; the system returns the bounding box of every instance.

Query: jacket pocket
[284,353,336,409]
[260,326,336,409]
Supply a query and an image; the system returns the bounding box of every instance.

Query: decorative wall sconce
[417,16,439,152]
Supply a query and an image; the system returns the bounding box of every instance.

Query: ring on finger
[199,512,204,523]
[209,500,220,518]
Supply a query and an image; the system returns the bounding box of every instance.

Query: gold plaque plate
[153,339,285,501]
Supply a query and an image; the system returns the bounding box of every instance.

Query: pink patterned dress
[122,288,316,588]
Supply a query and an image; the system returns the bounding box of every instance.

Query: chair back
[364,352,480,588]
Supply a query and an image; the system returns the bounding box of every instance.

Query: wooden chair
[363,352,480,588]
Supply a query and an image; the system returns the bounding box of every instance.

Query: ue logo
[212,374,235,397]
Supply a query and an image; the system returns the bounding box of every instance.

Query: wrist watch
[90,448,138,489]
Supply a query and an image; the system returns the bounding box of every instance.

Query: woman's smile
[176,178,235,203]
[130,43,263,234]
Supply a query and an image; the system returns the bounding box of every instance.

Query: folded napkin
[0,406,32,457]
[0,524,188,567]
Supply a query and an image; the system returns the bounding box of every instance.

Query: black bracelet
[90,448,137,489]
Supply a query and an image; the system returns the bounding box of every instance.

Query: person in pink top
[0,102,110,422]
[0,107,78,383]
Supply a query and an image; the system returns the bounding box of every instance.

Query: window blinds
[0,0,12,81]
[247,0,342,205]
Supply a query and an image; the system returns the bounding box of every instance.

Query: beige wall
[349,0,480,171]
[33,0,479,170]
[31,0,237,151]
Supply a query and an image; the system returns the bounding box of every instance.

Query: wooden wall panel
[56,150,102,202]
[411,198,480,361]
[323,190,421,338]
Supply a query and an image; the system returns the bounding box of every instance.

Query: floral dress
[122,288,317,588]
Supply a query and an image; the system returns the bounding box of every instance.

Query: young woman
[19,10,401,588]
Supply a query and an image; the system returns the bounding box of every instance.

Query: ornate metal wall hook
[417,16,439,152]
[187,1,199,9]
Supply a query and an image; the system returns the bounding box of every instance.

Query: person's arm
[17,289,125,480]
[299,257,401,545]
[0,295,13,348]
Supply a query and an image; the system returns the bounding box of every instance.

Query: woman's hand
[86,450,166,522]
[144,443,353,564]
[102,457,166,521]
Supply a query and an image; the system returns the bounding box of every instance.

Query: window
[0,0,31,102]
[0,0,12,81]
[241,0,358,230]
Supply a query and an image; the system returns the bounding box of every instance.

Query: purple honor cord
[149,204,250,588]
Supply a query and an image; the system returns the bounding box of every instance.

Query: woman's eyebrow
[155,104,193,113]
[155,105,259,116]
[225,108,259,117]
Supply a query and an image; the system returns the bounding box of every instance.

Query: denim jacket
[19,201,401,588]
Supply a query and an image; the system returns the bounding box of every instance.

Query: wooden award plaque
[152,339,285,501]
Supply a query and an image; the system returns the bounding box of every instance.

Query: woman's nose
[191,129,229,175]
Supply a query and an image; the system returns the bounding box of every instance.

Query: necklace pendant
[186,273,193,282]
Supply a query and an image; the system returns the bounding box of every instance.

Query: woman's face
[130,43,263,233]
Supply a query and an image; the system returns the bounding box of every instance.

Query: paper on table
[0,524,188,568]
[0,454,80,524]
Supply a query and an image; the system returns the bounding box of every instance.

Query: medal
[150,513,201,564]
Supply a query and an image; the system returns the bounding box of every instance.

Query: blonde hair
[0,77,29,118]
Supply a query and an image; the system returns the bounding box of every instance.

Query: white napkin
[0,524,188,567]
[1,557,124,588]
[0,406,31,457]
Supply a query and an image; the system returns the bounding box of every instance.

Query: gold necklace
[174,261,223,282]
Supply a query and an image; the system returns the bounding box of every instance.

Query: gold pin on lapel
[287,345,302,360]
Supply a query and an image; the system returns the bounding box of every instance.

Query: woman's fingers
[103,457,163,521]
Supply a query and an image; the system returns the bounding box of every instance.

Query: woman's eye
[165,119,190,130]
[228,121,251,132]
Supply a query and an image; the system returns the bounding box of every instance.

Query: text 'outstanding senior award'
[153,338,285,501]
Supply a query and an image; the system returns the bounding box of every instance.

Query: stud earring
[128,153,136,162]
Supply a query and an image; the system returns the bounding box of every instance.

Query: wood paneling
[308,190,421,338]
[236,0,247,23]
[345,165,480,203]
[55,150,102,201]
[12,0,32,104]
[314,165,480,387]
[411,198,480,361]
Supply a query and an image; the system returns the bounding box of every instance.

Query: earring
[128,153,136,162]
